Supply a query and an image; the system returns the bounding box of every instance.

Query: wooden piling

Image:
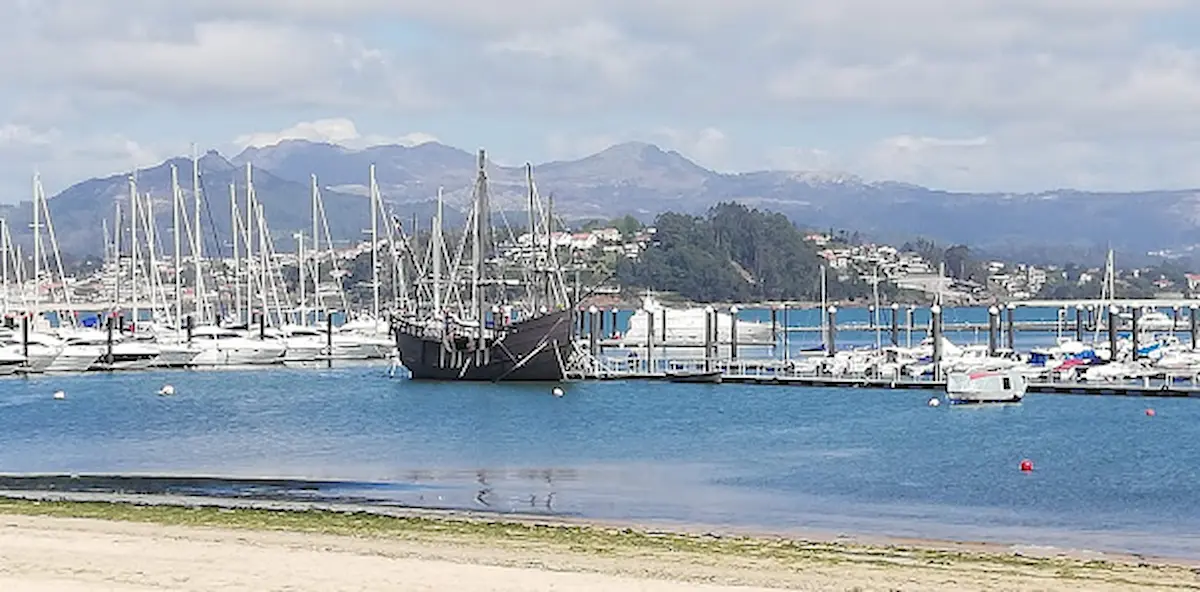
[931,305,943,379]
[588,306,599,357]
[645,310,655,374]
[889,303,899,346]
[1107,305,1119,361]
[1131,307,1141,358]
[1191,304,1198,350]
[105,314,114,365]
[730,305,740,360]
[704,307,714,372]
[1005,303,1016,350]
[987,305,998,356]
[826,306,837,357]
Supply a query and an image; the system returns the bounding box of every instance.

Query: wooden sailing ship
[391,150,576,381]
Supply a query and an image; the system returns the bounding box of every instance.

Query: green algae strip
[0,497,1191,586]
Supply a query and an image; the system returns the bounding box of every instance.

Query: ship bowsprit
[394,309,576,381]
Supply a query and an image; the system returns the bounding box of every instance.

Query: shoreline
[0,494,1196,591]
[0,488,1195,566]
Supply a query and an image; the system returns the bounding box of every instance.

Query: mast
[0,219,7,316]
[230,182,240,324]
[311,174,319,319]
[296,231,305,322]
[143,190,168,325]
[129,174,139,333]
[113,203,121,310]
[172,165,182,329]
[433,187,443,314]
[192,145,206,324]
[39,178,76,327]
[245,164,254,324]
[473,150,486,357]
[31,173,40,322]
[819,265,828,350]
[873,263,881,349]
[526,164,537,312]
[256,203,269,327]
[369,164,380,322]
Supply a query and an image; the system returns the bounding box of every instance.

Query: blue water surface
[0,363,1198,558]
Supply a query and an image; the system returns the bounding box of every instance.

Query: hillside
[3,138,1197,262]
[617,203,877,302]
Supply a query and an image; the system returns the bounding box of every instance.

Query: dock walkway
[579,357,1200,398]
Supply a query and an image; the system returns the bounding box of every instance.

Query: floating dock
[577,356,1200,398]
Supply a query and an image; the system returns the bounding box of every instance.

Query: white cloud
[0,9,432,111]
[0,123,166,199]
[772,132,1200,193]
[650,127,729,170]
[232,118,438,149]
[0,124,56,149]
[0,0,1199,195]
[485,21,687,89]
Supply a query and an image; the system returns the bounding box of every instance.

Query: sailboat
[392,151,575,381]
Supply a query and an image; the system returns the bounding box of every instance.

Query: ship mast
[369,164,380,323]
[129,174,139,333]
[526,164,537,313]
[192,145,206,325]
[31,173,40,322]
[171,164,183,331]
[230,181,240,325]
[472,149,487,359]
[433,187,443,315]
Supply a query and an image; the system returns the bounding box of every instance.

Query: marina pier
[569,299,1200,398]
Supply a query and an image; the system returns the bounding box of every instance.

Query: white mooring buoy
[551,387,565,398]
[53,390,66,400]
[928,397,941,407]
[159,384,176,396]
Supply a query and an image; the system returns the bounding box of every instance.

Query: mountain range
[2,139,1197,265]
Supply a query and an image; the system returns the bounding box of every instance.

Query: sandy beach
[0,500,1196,591]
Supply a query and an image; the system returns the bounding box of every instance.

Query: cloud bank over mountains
[1,1,1199,200]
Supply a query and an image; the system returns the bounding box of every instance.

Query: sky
[3,0,1200,201]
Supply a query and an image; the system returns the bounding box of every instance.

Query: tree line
[616,203,878,302]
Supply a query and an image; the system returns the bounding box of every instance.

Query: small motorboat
[666,370,723,384]
[945,369,1026,404]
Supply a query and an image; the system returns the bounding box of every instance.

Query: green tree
[617,203,877,302]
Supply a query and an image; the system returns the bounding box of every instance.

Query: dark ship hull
[394,309,574,381]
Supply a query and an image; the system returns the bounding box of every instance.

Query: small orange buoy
[1146,409,1156,417]
[1019,459,1033,472]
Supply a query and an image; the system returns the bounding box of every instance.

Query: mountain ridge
[4,138,1197,265]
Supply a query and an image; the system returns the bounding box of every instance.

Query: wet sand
[0,501,1197,591]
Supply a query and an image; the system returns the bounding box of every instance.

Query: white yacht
[188,326,286,366]
[1133,310,1175,333]
[265,326,324,363]
[132,325,203,368]
[335,317,395,359]
[57,329,161,371]
[0,331,57,373]
[0,347,25,376]
[151,341,203,368]
[945,369,1027,404]
[621,294,774,344]
[33,332,103,373]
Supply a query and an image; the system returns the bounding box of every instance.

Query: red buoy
[1146,409,1156,417]
[1019,459,1033,472]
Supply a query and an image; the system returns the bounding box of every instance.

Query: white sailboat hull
[946,370,1027,404]
[45,345,103,373]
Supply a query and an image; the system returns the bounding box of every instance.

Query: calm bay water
[1,363,1199,558]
